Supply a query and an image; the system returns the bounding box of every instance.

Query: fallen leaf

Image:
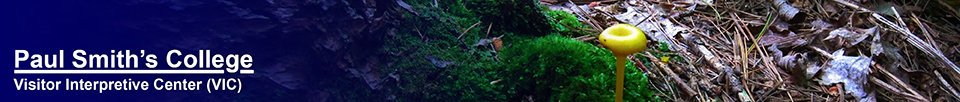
[588,1,601,7]
[811,19,835,29]
[396,0,418,15]
[427,56,456,68]
[818,49,873,101]
[824,26,877,47]
[472,39,494,47]
[773,0,800,20]
[828,85,840,96]
[492,37,503,51]
[759,30,806,48]
[472,36,505,51]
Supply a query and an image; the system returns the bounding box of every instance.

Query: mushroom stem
[615,55,626,102]
[599,24,646,102]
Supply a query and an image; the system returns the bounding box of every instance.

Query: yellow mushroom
[598,24,647,102]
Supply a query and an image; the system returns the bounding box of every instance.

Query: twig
[688,15,727,45]
[694,14,766,25]
[566,1,602,30]
[627,55,649,73]
[634,10,657,26]
[730,12,755,101]
[698,45,725,76]
[833,0,960,82]
[873,61,928,101]
[808,46,834,59]
[717,6,763,19]
[891,7,907,29]
[701,14,734,45]
[414,25,427,42]
[831,1,960,100]
[936,0,960,22]
[912,14,940,50]
[700,0,721,20]
[642,52,697,96]
[935,71,960,100]
[573,34,596,41]
[485,23,493,37]
[746,12,774,53]
[458,21,482,40]
[569,0,617,4]
[870,77,903,94]
[877,81,925,102]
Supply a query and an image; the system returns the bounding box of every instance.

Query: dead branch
[458,21,482,40]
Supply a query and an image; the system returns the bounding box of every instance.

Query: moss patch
[544,10,592,36]
[381,0,657,101]
[500,35,659,101]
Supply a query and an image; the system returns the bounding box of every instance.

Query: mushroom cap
[598,24,647,56]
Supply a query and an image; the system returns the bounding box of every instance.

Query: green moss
[383,1,508,100]
[498,35,658,101]
[466,0,553,37]
[544,10,592,36]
